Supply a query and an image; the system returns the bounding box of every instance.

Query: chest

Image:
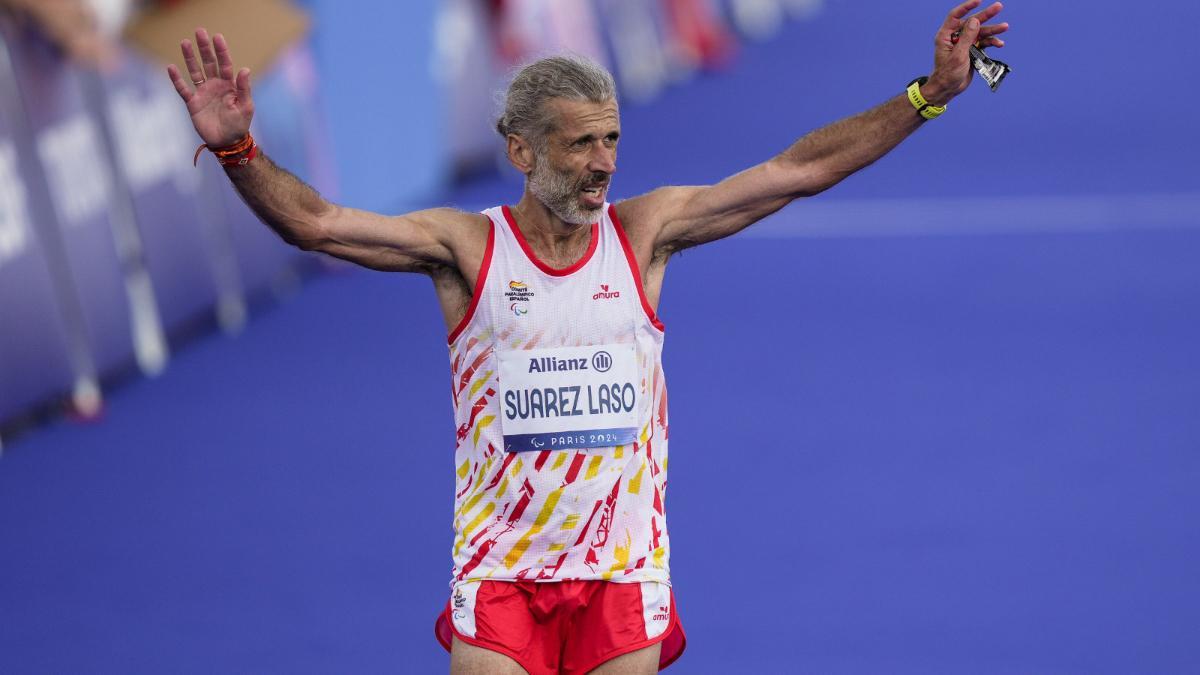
[484,266,640,343]
[486,229,640,343]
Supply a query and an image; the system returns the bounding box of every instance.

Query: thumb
[955,17,981,55]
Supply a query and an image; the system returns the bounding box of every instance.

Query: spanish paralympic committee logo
[505,280,535,316]
[452,586,467,620]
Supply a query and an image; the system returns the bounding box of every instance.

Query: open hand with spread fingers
[925,0,1010,105]
[165,28,253,149]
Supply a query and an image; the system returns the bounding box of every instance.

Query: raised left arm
[622,0,1008,255]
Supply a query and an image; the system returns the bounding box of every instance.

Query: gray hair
[495,55,617,151]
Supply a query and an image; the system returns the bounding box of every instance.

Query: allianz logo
[528,350,613,374]
[528,356,589,373]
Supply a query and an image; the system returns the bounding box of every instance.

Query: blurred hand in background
[0,0,119,69]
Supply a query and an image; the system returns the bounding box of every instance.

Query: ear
[507,134,535,174]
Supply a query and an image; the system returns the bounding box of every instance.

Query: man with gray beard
[169,1,1008,672]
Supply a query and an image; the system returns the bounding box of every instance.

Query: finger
[953,17,982,56]
[945,0,982,26]
[213,33,235,81]
[979,36,1005,48]
[978,22,1009,38]
[235,67,253,101]
[195,27,220,80]
[940,0,982,42]
[970,2,1004,25]
[166,63,194,102]
[180,38,205,85]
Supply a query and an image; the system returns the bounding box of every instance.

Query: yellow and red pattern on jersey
[446,204,670,587]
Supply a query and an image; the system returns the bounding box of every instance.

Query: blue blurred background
[2,0,1199,673]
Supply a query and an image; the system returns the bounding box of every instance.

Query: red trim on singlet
[447,217,495,345]
[608,204,666,332]
[502,205,599,277]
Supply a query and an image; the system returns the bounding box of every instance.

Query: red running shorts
[435,580,686,674]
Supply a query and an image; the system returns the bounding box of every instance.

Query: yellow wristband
[906,77,946,120]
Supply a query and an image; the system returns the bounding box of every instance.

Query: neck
[512,189,596,257]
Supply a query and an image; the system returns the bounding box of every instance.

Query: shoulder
[613,187,697,226]
[613,186,705,252]
[426,208,493,281]
[409,207,491,234]
[385,206,491,254]
[372,206,492,276]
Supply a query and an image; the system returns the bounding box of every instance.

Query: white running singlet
[446,203,669,588]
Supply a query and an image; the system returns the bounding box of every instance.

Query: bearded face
[527,151,610,226]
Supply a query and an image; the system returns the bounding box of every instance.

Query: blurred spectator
[0,0,120,69]
[484,0,609,67]
[662,0,734,69]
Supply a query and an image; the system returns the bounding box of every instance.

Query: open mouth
[580,183,607,203]
[579,186,606,209]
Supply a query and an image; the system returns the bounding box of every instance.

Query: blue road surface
[3,2,1200,673]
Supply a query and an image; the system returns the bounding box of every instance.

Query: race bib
[498,344,639,452]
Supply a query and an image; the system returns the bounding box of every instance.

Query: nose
[588,144,616,175]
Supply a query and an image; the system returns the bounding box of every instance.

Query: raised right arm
[166,28,477,273]
[216,152,479,272]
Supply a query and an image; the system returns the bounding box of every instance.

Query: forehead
[546,98,620,136]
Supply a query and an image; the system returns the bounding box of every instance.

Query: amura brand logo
[592,284,620,300]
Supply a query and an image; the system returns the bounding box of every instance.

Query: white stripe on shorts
[640,581,672,639]
[451,582,481,638]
